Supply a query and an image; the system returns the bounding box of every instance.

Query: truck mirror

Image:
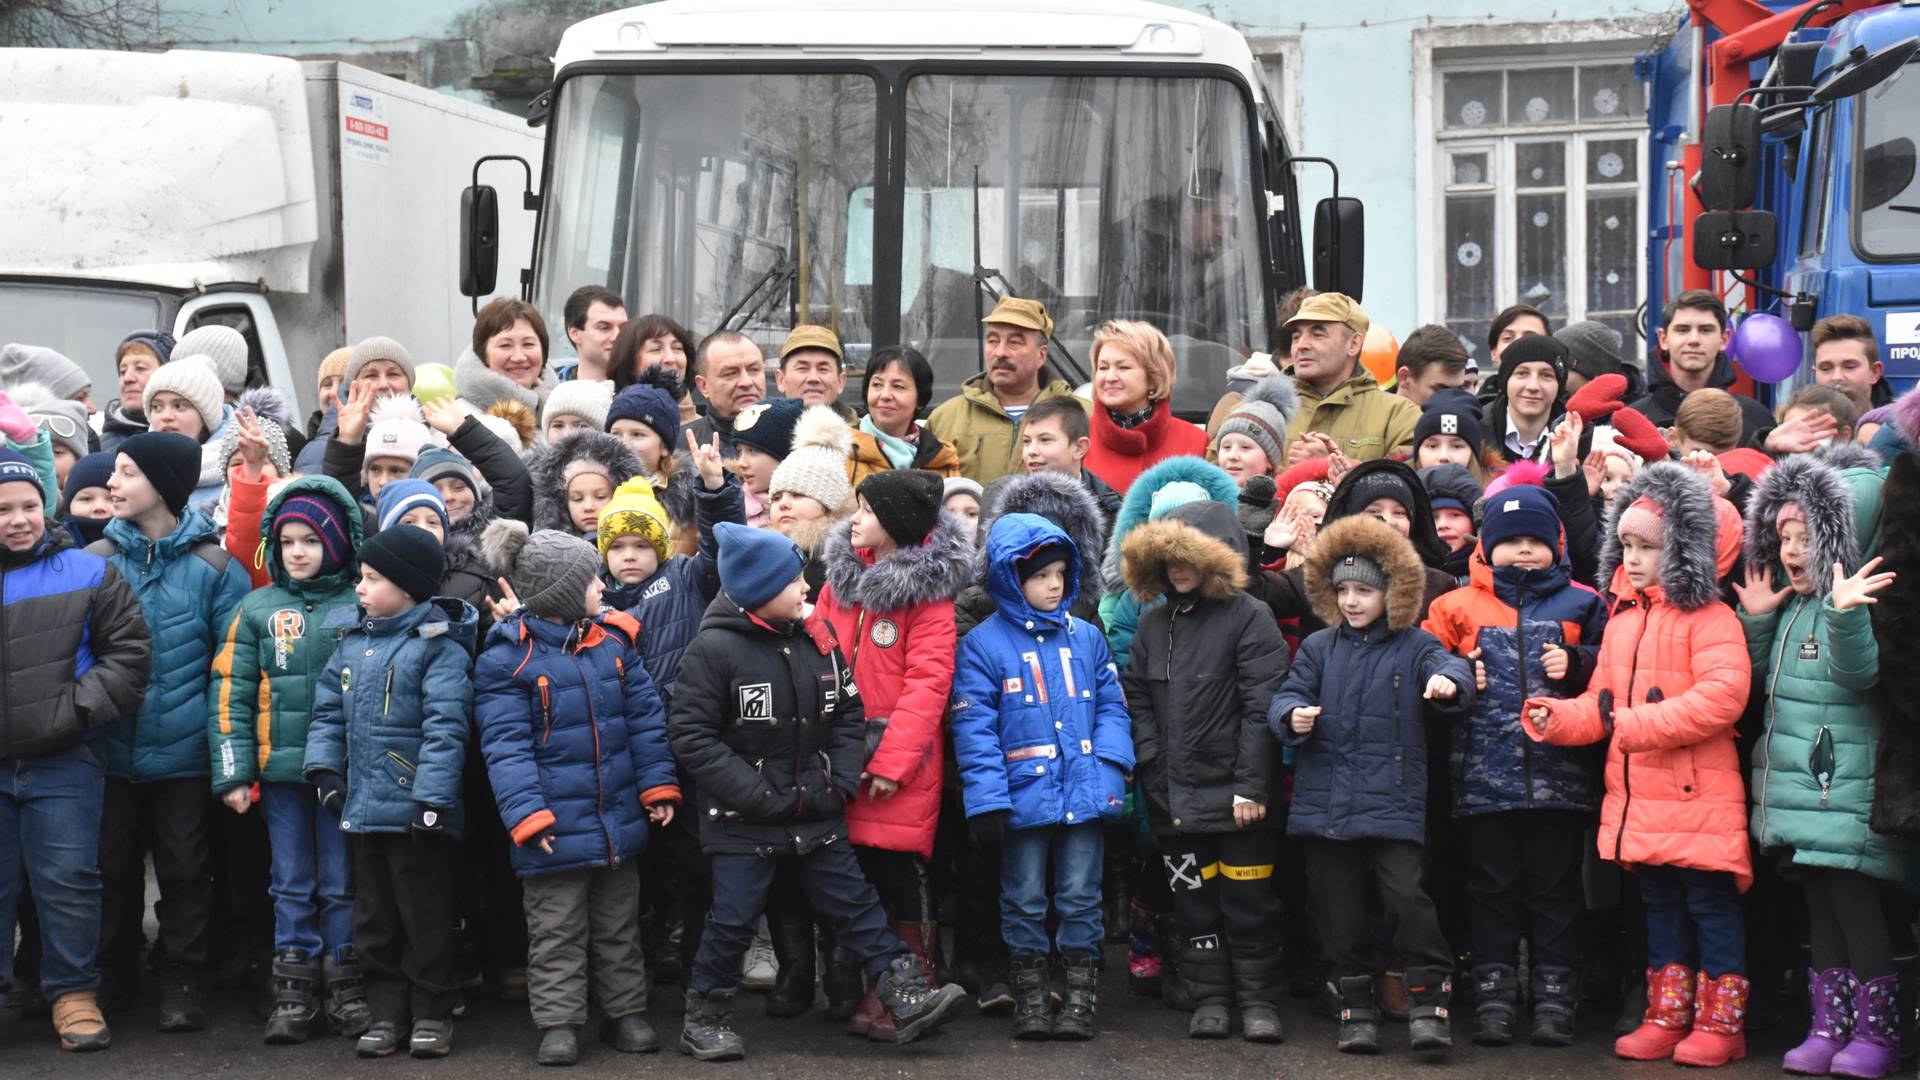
[1312,196,1365,301]
[1693,209,1777,271]
[460,184,501,299]
[1814,37,1918,104]
[1702,105,1762,210]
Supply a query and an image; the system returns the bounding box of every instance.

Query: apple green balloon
[414,363,457,404]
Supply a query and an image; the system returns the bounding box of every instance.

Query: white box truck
[0,48,540,418]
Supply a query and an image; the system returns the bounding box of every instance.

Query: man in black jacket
[666,523,966,1061]
[1631,291,1773,441]
[0,447,151,1053]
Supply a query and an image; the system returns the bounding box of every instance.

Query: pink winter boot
[1783,967,1856,1074]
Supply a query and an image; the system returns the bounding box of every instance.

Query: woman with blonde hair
[1082,320,1207,494]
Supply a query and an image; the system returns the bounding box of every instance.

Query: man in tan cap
[926,297,1075,485]
[1283,293,1418,466]
[775,324,856,420]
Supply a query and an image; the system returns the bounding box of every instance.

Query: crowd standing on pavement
[3,279,1920,1075]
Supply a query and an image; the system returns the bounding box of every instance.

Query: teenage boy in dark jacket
[1270,514,1475,1057]
[0,448,150,1052]
[666,522,967,1062]
[1120,499,1290,1043]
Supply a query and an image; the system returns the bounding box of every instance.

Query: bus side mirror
[1693,209,1777,270]
[1313,196,1365,301]
[460,184,500,302]
[1702,104,1762,210]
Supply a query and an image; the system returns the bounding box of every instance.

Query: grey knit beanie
[482,519,602,623]
[0,343,91,401]
[171,325,250,396]
[1329,552,1389,591]
[1216,374,1301,468]
[345,336,417,388]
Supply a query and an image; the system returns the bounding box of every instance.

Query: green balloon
[414,362,457,404]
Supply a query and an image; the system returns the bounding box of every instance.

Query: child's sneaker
[356,1021,401,1058]
[874,955,968,1044]
[409,1018,453,1058]
[679,989,746,1061]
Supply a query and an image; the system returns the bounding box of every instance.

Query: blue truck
[1641,0,1920,395]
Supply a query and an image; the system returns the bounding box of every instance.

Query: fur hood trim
[443,485,499,569]
[822,511,974,611]
[977,470,1108,605]
[455,346,555,417]
[1745,454,1858,596]
[1121,500,1248,603]
[1303,514,1427,631]
[1600,461,1724,610]
[528,430,645,534]
[786,497,855,559]
[1101,455,1238,593]
[1811,441,1883,474]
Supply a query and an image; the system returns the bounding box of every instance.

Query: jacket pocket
[1810,726,1836,809]
[384,750,417,791]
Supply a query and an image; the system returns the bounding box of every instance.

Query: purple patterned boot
[1831,973,1899,1079]
[1783,968,1855,1075]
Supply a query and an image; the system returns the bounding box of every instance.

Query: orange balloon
[1360,325,1400,384]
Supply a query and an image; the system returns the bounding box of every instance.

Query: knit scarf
[859,414,918,470]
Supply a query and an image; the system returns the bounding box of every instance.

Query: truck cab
[515,0,1356,421]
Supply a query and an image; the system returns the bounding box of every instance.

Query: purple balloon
[1728,312,1802,383]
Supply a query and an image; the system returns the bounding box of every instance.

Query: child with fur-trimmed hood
[1523,461,1752,1068]
[809,467,973,1038]
[1121,499,1290,1042]
[1737,455,1913,1076]
[1268,514,1473,1056]
[528,430,645,540]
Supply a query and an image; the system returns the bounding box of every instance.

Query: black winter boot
[156,963,205,1033]
[765,915,815,1018]
[1406,966,1454,1054]
[1471,962,1517,1046]
[1234,948,1285,1043]
[1334,975,1379,1054]
[1182,940,1232,1037]
[263,949,322,1045]
[874,954,968,1044]
[322,947,371,1037]
[1529,965,1578,1047]
[1052,954,1098,1041]
[821,936,864,1021]
[1613,968,1647,1037]
[1009,953,1051,1040]
[678,989,745,1061]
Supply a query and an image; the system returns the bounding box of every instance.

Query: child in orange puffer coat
[1523,461,1752,1068]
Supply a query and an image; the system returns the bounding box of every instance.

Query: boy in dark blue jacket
[1269,513,1474,1058]
[1421,482,1606,1047]
[667,523,967,1062]
[303,525,475,1060]
[475,522,679,1066]
[951,513,1132,1041]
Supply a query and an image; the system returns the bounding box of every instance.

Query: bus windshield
[537,68,1269,415]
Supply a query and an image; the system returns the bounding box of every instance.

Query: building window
[1434,58,1646,362]
[1246,37,1303,147]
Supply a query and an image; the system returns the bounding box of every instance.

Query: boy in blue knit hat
[666,523,966,1061]
[1421,481,1606,1048]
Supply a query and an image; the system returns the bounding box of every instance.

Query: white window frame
[1413,23,1658,345]
[1245,36,1304,149]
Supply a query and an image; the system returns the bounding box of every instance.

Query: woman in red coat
[810,467,973,1038]
[1083,320,1209,494]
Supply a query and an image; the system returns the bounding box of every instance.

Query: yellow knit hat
[597,475,671,561]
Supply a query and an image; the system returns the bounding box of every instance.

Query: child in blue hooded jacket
[473,521,680,1066]
[302,524,475,1060]
[951,513,1132,1042]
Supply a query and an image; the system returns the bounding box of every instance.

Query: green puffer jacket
[1742,456,1916,885]
[207,476,363,791]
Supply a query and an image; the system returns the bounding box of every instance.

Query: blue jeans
[260,780,354,957]
[692,846,904,995]
[1000,823,1104,958]
[0,743,105,998]
[1639,864,1745,976]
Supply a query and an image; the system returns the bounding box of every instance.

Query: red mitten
[1609,407,1671,464]
[1565,372,1629,423]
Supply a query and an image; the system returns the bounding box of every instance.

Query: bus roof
[552,0,1265,99]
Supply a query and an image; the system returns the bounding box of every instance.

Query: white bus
[467,0,1362,418]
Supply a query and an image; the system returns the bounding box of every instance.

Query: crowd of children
[4,289,1920,1080]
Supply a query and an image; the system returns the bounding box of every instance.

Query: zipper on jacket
[1812,725,1835,808]
[1614,597,1652,863]
[382,668,393,715]
[568,653,616,865]
[537,676,553,744]
[1756,597,1806,838]
[1515,598,1534,808]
